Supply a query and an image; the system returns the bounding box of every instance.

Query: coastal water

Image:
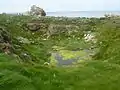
[47,11,120,17]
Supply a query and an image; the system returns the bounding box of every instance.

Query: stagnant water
[51,49,93,66]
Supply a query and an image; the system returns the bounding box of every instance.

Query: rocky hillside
[1,14,120,90]
[0,14,98,65]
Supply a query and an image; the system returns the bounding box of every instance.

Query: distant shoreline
[1,11,120,18]
[47,11,120,17]
[47,11,120,13]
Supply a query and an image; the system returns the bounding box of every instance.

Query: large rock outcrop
[30,5,46,17]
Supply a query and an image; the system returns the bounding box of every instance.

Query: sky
[0,0,120,13]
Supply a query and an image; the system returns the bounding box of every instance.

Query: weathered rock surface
[23,20,48,31]
[26,22,41,31]
[0,27,12,54]
[30,5,46,17]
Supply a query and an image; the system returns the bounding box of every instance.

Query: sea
[46,11,120,18]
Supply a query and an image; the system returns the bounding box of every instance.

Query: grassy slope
[0,53,120,90]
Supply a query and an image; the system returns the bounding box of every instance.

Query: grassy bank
[1,53,120,90]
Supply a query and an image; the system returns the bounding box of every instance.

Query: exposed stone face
[26,22,41,31]
[0,27,12,54]
[0,27,11,43]
[23,20,48,31]
[30,5,46,17]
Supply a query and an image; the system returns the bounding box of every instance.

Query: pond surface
[50,49,93,66]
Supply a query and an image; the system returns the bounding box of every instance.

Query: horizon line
[1,10,120,14]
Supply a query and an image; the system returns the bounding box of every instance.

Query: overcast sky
[0,0,120,13]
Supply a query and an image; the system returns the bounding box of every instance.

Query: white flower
[44,62,50,65]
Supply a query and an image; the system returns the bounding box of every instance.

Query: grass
[0,54,120,90]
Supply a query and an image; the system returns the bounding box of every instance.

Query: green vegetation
[0,14,120,90]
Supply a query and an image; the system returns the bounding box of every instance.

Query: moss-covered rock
[23,20,48,32]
